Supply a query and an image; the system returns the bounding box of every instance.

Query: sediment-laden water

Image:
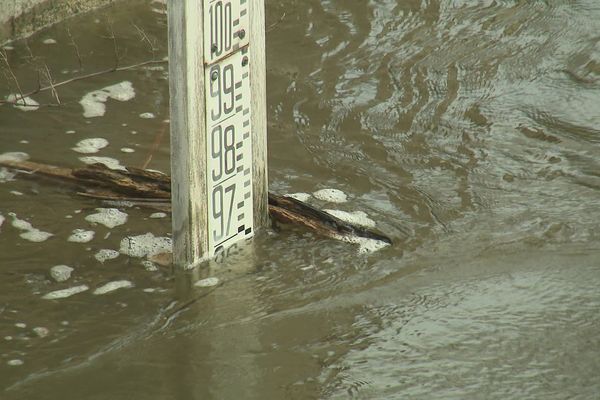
[1,1,599,399]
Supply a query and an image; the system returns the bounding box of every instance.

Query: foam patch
[67,229,95,243]
[6,94,39,111]
[324,209,376,228]
[94,249,120,263]
[80,81,135,118]
[42,285,89,299]
[0,167,16,183]
[339,235,390,254]
[85,208,128,228]
[313,188,348,203]
[195,277,219,287]
[0,152,30,163]
[79,156,127,171]
[50,265,73,282]
[72,138,109,154]
[93,280,133,295]
[284,192,311,202]
[9,213,53,242]
[119,233,172,258]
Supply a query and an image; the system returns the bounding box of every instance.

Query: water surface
[1,1,600,399]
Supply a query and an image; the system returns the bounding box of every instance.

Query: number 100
[209,0,233,57]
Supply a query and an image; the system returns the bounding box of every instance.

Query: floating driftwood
[0,159,392,247]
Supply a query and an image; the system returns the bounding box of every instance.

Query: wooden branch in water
[0,159,392,246]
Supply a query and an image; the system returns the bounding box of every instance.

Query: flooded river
[1,0,600,398]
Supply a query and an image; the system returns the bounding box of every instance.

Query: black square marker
[245,227,252,235]
[238,225,245,233]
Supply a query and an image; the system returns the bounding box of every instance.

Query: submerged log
[0,159,392,246]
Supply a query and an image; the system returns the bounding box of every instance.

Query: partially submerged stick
[0,159,392,246]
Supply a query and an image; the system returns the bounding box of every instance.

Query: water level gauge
[204,35,253,257]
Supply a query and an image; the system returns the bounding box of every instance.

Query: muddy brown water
[1,1,600,399]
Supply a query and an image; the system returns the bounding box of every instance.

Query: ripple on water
[323,262,600,399]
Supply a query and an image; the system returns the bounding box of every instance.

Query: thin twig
[66,27,83,70]
[42,63,60,104]
[108,22,120,69]
[0,59,167,107]
[267,11,286,33]
[133,23,157,59]
[0,48,26,106]
[141,120,168,170]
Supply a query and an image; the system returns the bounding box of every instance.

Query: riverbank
[1,0,117,44]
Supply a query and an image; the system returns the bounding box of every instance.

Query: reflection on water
[1,0,600,398]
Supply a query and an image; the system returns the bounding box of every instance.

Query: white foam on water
[79,156,127,171]
[93,280,133,295]
[323,209,376,228]
[80,81,135,118]
[0,214,4,229]
[195,277,219,287]
[67,229,95,243]
[9,213,53,242]
[42,38,56,44]
[42,285,89,299]
[19,140,28,144]
[139,112,155,119]
[72,138,109,154]
[85,208,128,228]
[0,152,29,162]
[0,167,16,182]
[65,130,76,134]
[33,327,50,338]
[313,188,348,203]
[149,212,167,219]
[119,233,172,258]
[10,191,23,196]
[141,260,158,271]
[20,230,53,242]
[10,214,32,231]
[338,235,390,254]
[120,147,135,153]
[284,192,311,202]
[15,322,26,329]
[6,94,39,111]
[94,249,119,263]
[7,359,24,366]
[50,265,73,282]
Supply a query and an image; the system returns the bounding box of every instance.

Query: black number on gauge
[209,63,235,121]
[211,124,236,181]
[212,183,236,242]
[209,0,233,57]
